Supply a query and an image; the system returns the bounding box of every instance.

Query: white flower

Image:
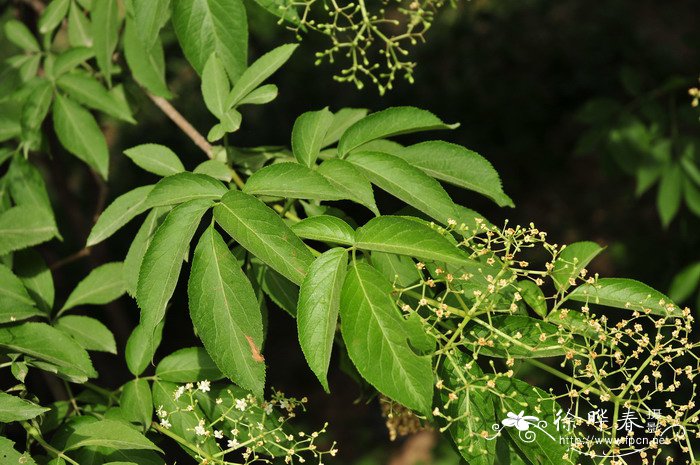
[197,380,211,392]
[184,383,194,391]
[230,428,239,436]
[194,424,207,436]
[214,430,224,439]
[159,418,171,429]
[216,397,223,405]
[279,399,289,410]
[235,398,247,411]
[227,438,240,449]
[501,411,539,431]
[264,403,273,414]
[173,386,185,400]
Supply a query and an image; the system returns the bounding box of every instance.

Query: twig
[146,92,247,190]
[50,247,91,271]
[146,93,214,158]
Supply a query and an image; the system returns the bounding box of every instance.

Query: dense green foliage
[0,2,699,465]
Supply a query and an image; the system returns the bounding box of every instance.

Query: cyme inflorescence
[390,219,700,464]
[156,381,337,465]
[278,0,459,94]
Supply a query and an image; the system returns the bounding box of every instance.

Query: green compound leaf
[347,151,458,224]
[226,43,298,107]
[53,93,109,179]
[91,0,120,86]
[61,262,125,311]
[0,205,57,256]
[292,108,334,167]
[0,322,96,383]
[340,261,433,415]
[355,216,474,266]
[0,263,41,324]
[297,248,347,392]
[146,172,227,207]
[57,72,134,122]
[65,419,162,452]
[0,391,49,423]
[551,241,604,292]
[87,185,155,247]
[14,249,54,313]
[55,315,117,354]
[568,278,681,317]
[137,200,212,347]
[214,190,314,285]
[470,316,567,358]
[123,144,186,177]
[439,352,496,465]
[172,0,248,80]
[202,52,231,118]
[156,347,224,382]
[317,158,379,215]
[396,141,513,208]
[322,108,368,148]
[120,379,153,430]
[188,225,266,397]
[244,162,345,200]
[338,106,458,156]
[291,215,356,245]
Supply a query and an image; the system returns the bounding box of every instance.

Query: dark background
[6,0,700,463]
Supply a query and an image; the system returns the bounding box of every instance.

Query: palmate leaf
[137,200,212,351]
[213,190,314,285]
[340,261,433,414]
[297,248,347,392]
[188,225,265,396]
[347,151,458,224]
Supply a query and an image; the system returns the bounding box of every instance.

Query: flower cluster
[156,381,338,464]
[279,0,460,94]
[392,219,700,464]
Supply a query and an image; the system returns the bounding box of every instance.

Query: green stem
[152,422,217,463]
[23,422,80,465]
